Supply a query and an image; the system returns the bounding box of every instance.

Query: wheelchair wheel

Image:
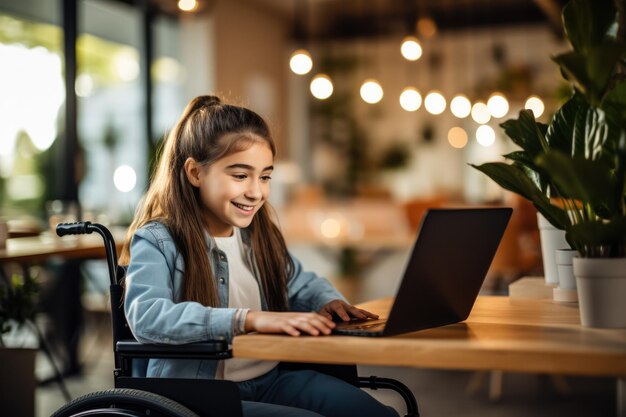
[51,388,199,417]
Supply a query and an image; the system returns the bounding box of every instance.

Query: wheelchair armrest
[116,339,233,360]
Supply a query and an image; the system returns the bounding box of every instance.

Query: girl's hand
[318,299,379,322]
[244,311,336,336]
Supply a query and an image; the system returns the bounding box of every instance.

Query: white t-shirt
[214,228,278,381]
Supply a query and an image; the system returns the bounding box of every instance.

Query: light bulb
[310,74,333,100]
[450,95,471,118]
[360,79,383,104]
[400,36,422,61]
[448,127,468,149]
[487,93,509,118]
[424,91,446,115]
[471,101,491,124]
[178,0,197,12]
[289,49,313,75]
[525,96,545,118]
[476,125,496,147]
[399,87,422,111]
[417,17,437,38]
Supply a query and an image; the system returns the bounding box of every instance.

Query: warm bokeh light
[417,17,437,38]
[476,125,496,147]
[424,91,446,115]
[0,44,64,156]
[471,101,491,124]
[178,0,198,12]
[448,127,468,149]
[525,95,545,118]
[113,165,137,193]
[114,49,139,82]
[487,93,509,118]
[289,49,313,75]
[360,79,384,104]
[310,74,333,100]
[75,73,94,97]
[450,95,471,118]
[399,87,422,111]
[320,218,341,239]
[400,36,422,61]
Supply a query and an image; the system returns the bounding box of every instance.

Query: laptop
[332,207,512,337]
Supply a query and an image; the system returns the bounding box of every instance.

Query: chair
[51,222,419,417]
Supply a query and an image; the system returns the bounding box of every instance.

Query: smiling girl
[119,95,398,417]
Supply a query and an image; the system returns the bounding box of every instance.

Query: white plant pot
[573,257,626,328]
[537,213,569,285]
[553,249,578,302]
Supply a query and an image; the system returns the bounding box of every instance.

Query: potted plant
[0,271,39,417]
[473,0,626,326]
[475,0,626,327]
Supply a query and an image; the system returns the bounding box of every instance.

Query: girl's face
[188,141,274,237]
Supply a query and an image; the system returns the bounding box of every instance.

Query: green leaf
[552,46,622,105]
[562,0,617,53]
[470,162,568,229]
[546,94,585,155]
[536,151,619,216]
[499,110,548,158]
[603,79,626,114]
[567,217,626,257]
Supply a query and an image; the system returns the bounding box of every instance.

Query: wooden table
[0,230,125,264]
[234,296,626,415]
[0,227,126,390]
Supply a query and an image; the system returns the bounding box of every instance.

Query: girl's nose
[245,180,263,200]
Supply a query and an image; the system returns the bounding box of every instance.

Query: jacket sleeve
[124,226,243,344]
[287,253,347,312]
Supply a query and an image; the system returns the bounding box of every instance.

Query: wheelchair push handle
[55,221,120,286]
[56,221,94,236]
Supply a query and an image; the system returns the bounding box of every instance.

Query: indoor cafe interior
[0,0,625,416]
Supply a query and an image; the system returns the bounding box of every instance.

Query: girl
[120,95,399,417]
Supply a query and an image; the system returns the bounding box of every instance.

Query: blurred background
[1,0,616,416]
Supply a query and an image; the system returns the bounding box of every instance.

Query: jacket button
[219,277,225,284]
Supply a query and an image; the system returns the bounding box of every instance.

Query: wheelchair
[51,222,419,417]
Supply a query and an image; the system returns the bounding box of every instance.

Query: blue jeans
[238,367,400,417]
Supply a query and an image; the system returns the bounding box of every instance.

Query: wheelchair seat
[51,222,419,417]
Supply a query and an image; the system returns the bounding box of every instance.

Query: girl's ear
[184,157,202,187]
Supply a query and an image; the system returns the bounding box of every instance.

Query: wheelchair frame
[51,222,419,417]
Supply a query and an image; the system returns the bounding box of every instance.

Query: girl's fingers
[356,308,379,319]
[289,318,320,336]
[286,314,335,336]
[282,324,301,337]
[332,304,351,321]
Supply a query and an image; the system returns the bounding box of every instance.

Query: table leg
[618,377,625,417]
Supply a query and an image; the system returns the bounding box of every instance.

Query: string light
[471,101,491,124]
[289,49,313,75]
[417,17,437,38]
[178,0,197,12]
[399,87,422,111]
[310,74,333,100]
[487,93,509,118]
[360,79,384,104]
[400,36,422,61]
[476,125,496,147]
[424,91,446,115]
[448,127,468,149]
[450,95,471,118]
[525,96,545,118]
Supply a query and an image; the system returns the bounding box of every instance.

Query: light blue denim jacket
[124,221,346,379]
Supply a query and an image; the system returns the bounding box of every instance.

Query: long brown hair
[119,95,292,311]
